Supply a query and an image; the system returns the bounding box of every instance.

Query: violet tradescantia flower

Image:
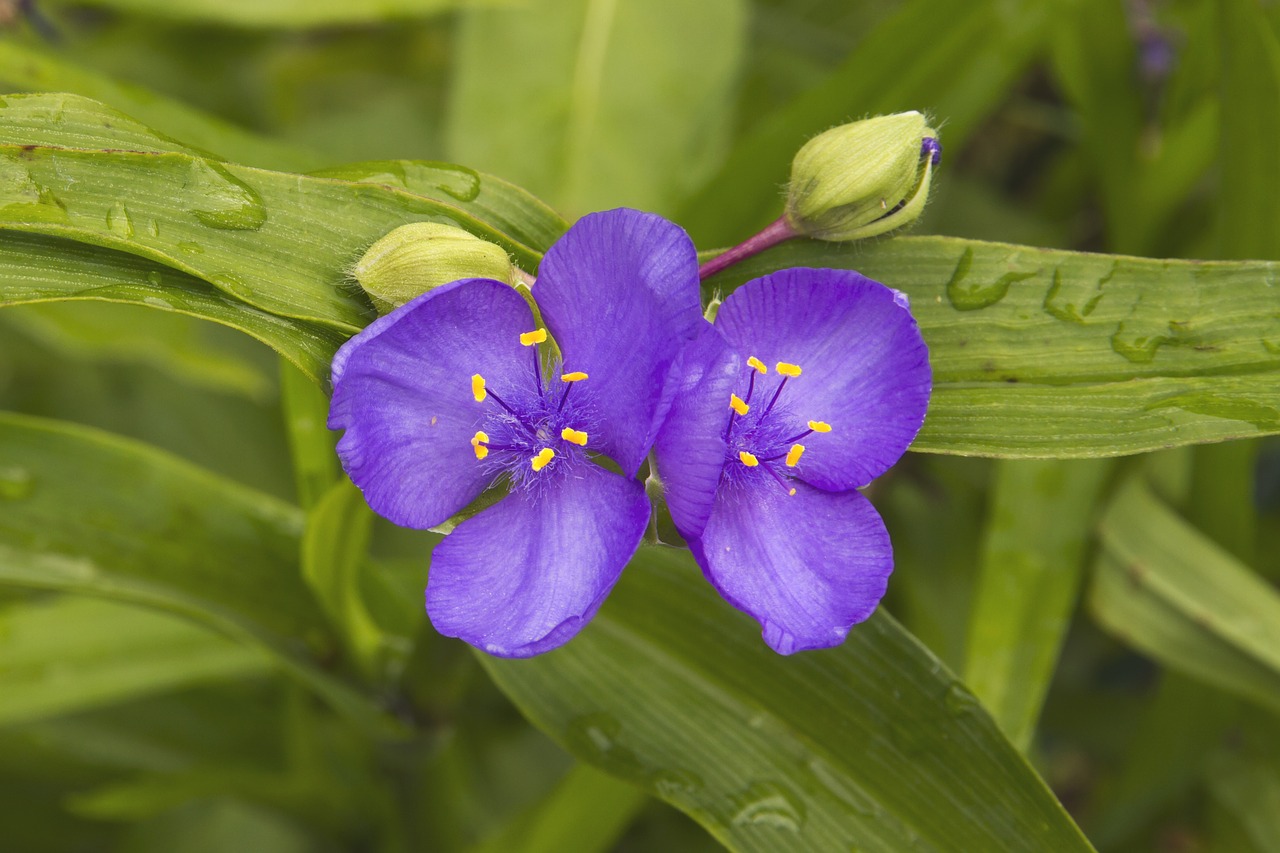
[329,209,702,657]
[655,267,931,655]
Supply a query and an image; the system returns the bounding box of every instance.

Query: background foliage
[1,0,1278,850]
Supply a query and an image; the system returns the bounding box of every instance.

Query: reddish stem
[698,217,798,281]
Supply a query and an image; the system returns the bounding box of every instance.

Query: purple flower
[329,209,702,657]
[655,268,931,654]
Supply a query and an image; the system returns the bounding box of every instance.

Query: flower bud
[353,222,517,312]
[785,112,940,242]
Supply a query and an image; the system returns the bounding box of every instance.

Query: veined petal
[329,279,534,529]
[714,267,931,491]
[654,322,740,538]
[425,463,651,657]
[534,208,702,476]
[691,481,893,655]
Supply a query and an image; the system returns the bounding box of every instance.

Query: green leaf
[49,0,479,28]
[1,301,273,400]
[466,763,648,853]
[679,0,1049,246]
[963,458,1112,751]
[0,596,272,727]
[0,93,564,331]
[1089,477,1280,714]
[1217,0,1280,260]
[706,236,1280,456]
[0,43,324,172]
[279,358,339,509]
[0,230,344,384]
[483,547,1092,853]
[446,0,747,217]
[0,412,397,734]
[301,479,384,678]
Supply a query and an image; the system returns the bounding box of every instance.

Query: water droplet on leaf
[187,160,267,231]
[730,781,805,832]
[0,466,35,500]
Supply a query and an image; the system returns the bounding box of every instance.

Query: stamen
[738,451,759,467]
[747,356,768,374]
[760,462,797,496]
[561,371,588,382]
[471,374,487,402]
[808,420,832,433]
[763,378,788,416]
[520,329,547,346]
[471,430,489,460]
[730,394,750,416]
[561,427,588,446]
[785,444,805,467]
[531,447,556,472]
[776,362,802,377]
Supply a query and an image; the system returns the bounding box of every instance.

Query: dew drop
[145,270,164,287]
[142,296,175,310]
[650,768,705,799]
[105,201,134,239]
[187,160,267,231]
[944,248,1036,311]
[943,682,982,717]
[730,782,805,832]
[176,241,205,255]
[0,466,35,500]
[0,155,68,222]
[208,272,253,302]
[1043,263,1113,323]
[565,713,646,781]
[401,161,482,202]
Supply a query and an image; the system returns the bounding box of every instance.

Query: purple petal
[654,322,740,539]
[425,463,651,657]
[534,208,702,476]
[329,279,534,529]
[690,481,892,654]
[714,267,930,491]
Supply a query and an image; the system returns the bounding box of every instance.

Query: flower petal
[329,279,534,529]
[714,267,931,490]
[691,481,892,654]
[534,208,702,476]
[425,462,651,657]
[654,322,740,539]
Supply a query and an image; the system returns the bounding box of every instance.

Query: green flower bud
[785,112,940,242]
[353,222,517,313]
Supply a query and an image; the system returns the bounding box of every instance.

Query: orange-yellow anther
[807,420,832,433]
[738,451,759,467]
[730,394,750,415]
[788,488,797,496]
[776,362,803,377]
[531,447,555,471]
[747,356,768,374]
[471,374,487,402]
[520,328,548,346]
[785,444,805,467]
[561,427,588,446]
[561,371,589,382]
[471,430,489,460]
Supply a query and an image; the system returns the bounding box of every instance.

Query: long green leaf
[0,596,272,727]
[0,230,343,384]
[707,236,1280,457]
[0,413,396,734]
[0,93,564,330]
[963,458,1111,751]
[447,0,746,217]
[51,0,482,28]
[1089,477,1280,714]
[483,547,1092,853]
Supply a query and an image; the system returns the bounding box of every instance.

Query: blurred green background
[1,0,1279,851]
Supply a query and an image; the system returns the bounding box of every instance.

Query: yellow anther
[561,371,589,382]
[729,394,750,416]
[788,488,797,496]
[785,444,806,467]
[776,362,803,377]
[738,451,759,467]
[471,374,487,402]
[747,356,768,374]
[561,427,588,446]
[807,420,832,433]
[531,447,555,471]
[520,328,547,346]
[471,430,489,460]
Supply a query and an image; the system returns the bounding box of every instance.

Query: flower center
[467,326,593,484]
[724,356,832,496]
